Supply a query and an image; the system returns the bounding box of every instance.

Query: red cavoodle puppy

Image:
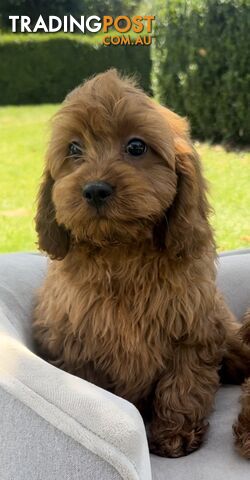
[33,69,250,458]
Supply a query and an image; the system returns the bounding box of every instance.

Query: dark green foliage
[152,0,250,144]
[0,0,137,29]
[0,36,151,104]
[1,0,249,144]
[0,0,83,28]
[82,0,137,17]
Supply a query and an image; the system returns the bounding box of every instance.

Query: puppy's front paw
[234,416,250,459]
[149,422,208,458]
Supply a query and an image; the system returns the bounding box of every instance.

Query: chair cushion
[216,249,250,320]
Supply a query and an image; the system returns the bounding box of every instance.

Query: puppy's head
[36,69,211,260]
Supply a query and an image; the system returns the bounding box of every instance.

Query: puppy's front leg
[149,346,219,457]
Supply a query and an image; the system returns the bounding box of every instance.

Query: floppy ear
[35,170,70,260]
[155,107,214,260]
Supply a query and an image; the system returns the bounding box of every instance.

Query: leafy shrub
[0,35,151,104]
[152,0,250,144]
[0,0,137,29]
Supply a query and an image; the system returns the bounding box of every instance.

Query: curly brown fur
[233,312,250,458]
[33,69,249,458]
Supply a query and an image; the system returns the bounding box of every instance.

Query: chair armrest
[0,253,151,480]
[0,385,126,480]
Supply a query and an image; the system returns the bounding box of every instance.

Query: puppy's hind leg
[220,311,250,384]
[234,378,250,458]
[233,312,250,458]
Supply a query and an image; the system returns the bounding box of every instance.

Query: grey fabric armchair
[0,250,249,480]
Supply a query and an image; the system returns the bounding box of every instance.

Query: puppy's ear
[35,170,70,260]
[155,107,214,260]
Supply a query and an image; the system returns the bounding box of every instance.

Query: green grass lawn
[0,105,249,253]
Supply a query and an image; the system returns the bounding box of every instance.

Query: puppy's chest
[71,276,163,344]
[63,265,169,380]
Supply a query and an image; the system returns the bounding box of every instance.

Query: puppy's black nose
[83,181,113,207]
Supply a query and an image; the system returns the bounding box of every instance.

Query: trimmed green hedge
[1,1,250,146]
[152,0,250,144]
[0,35,151,105]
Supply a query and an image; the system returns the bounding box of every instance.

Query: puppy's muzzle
[82,181,114,208]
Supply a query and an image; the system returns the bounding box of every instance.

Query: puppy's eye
[68,141,82,158]
[125,138,147,157]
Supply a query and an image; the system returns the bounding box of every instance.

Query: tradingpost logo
[9,15,155,46]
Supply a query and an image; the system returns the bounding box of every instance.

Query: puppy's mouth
[55,179,167,247]
[74,218,153,248]
[70,205,155,247]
